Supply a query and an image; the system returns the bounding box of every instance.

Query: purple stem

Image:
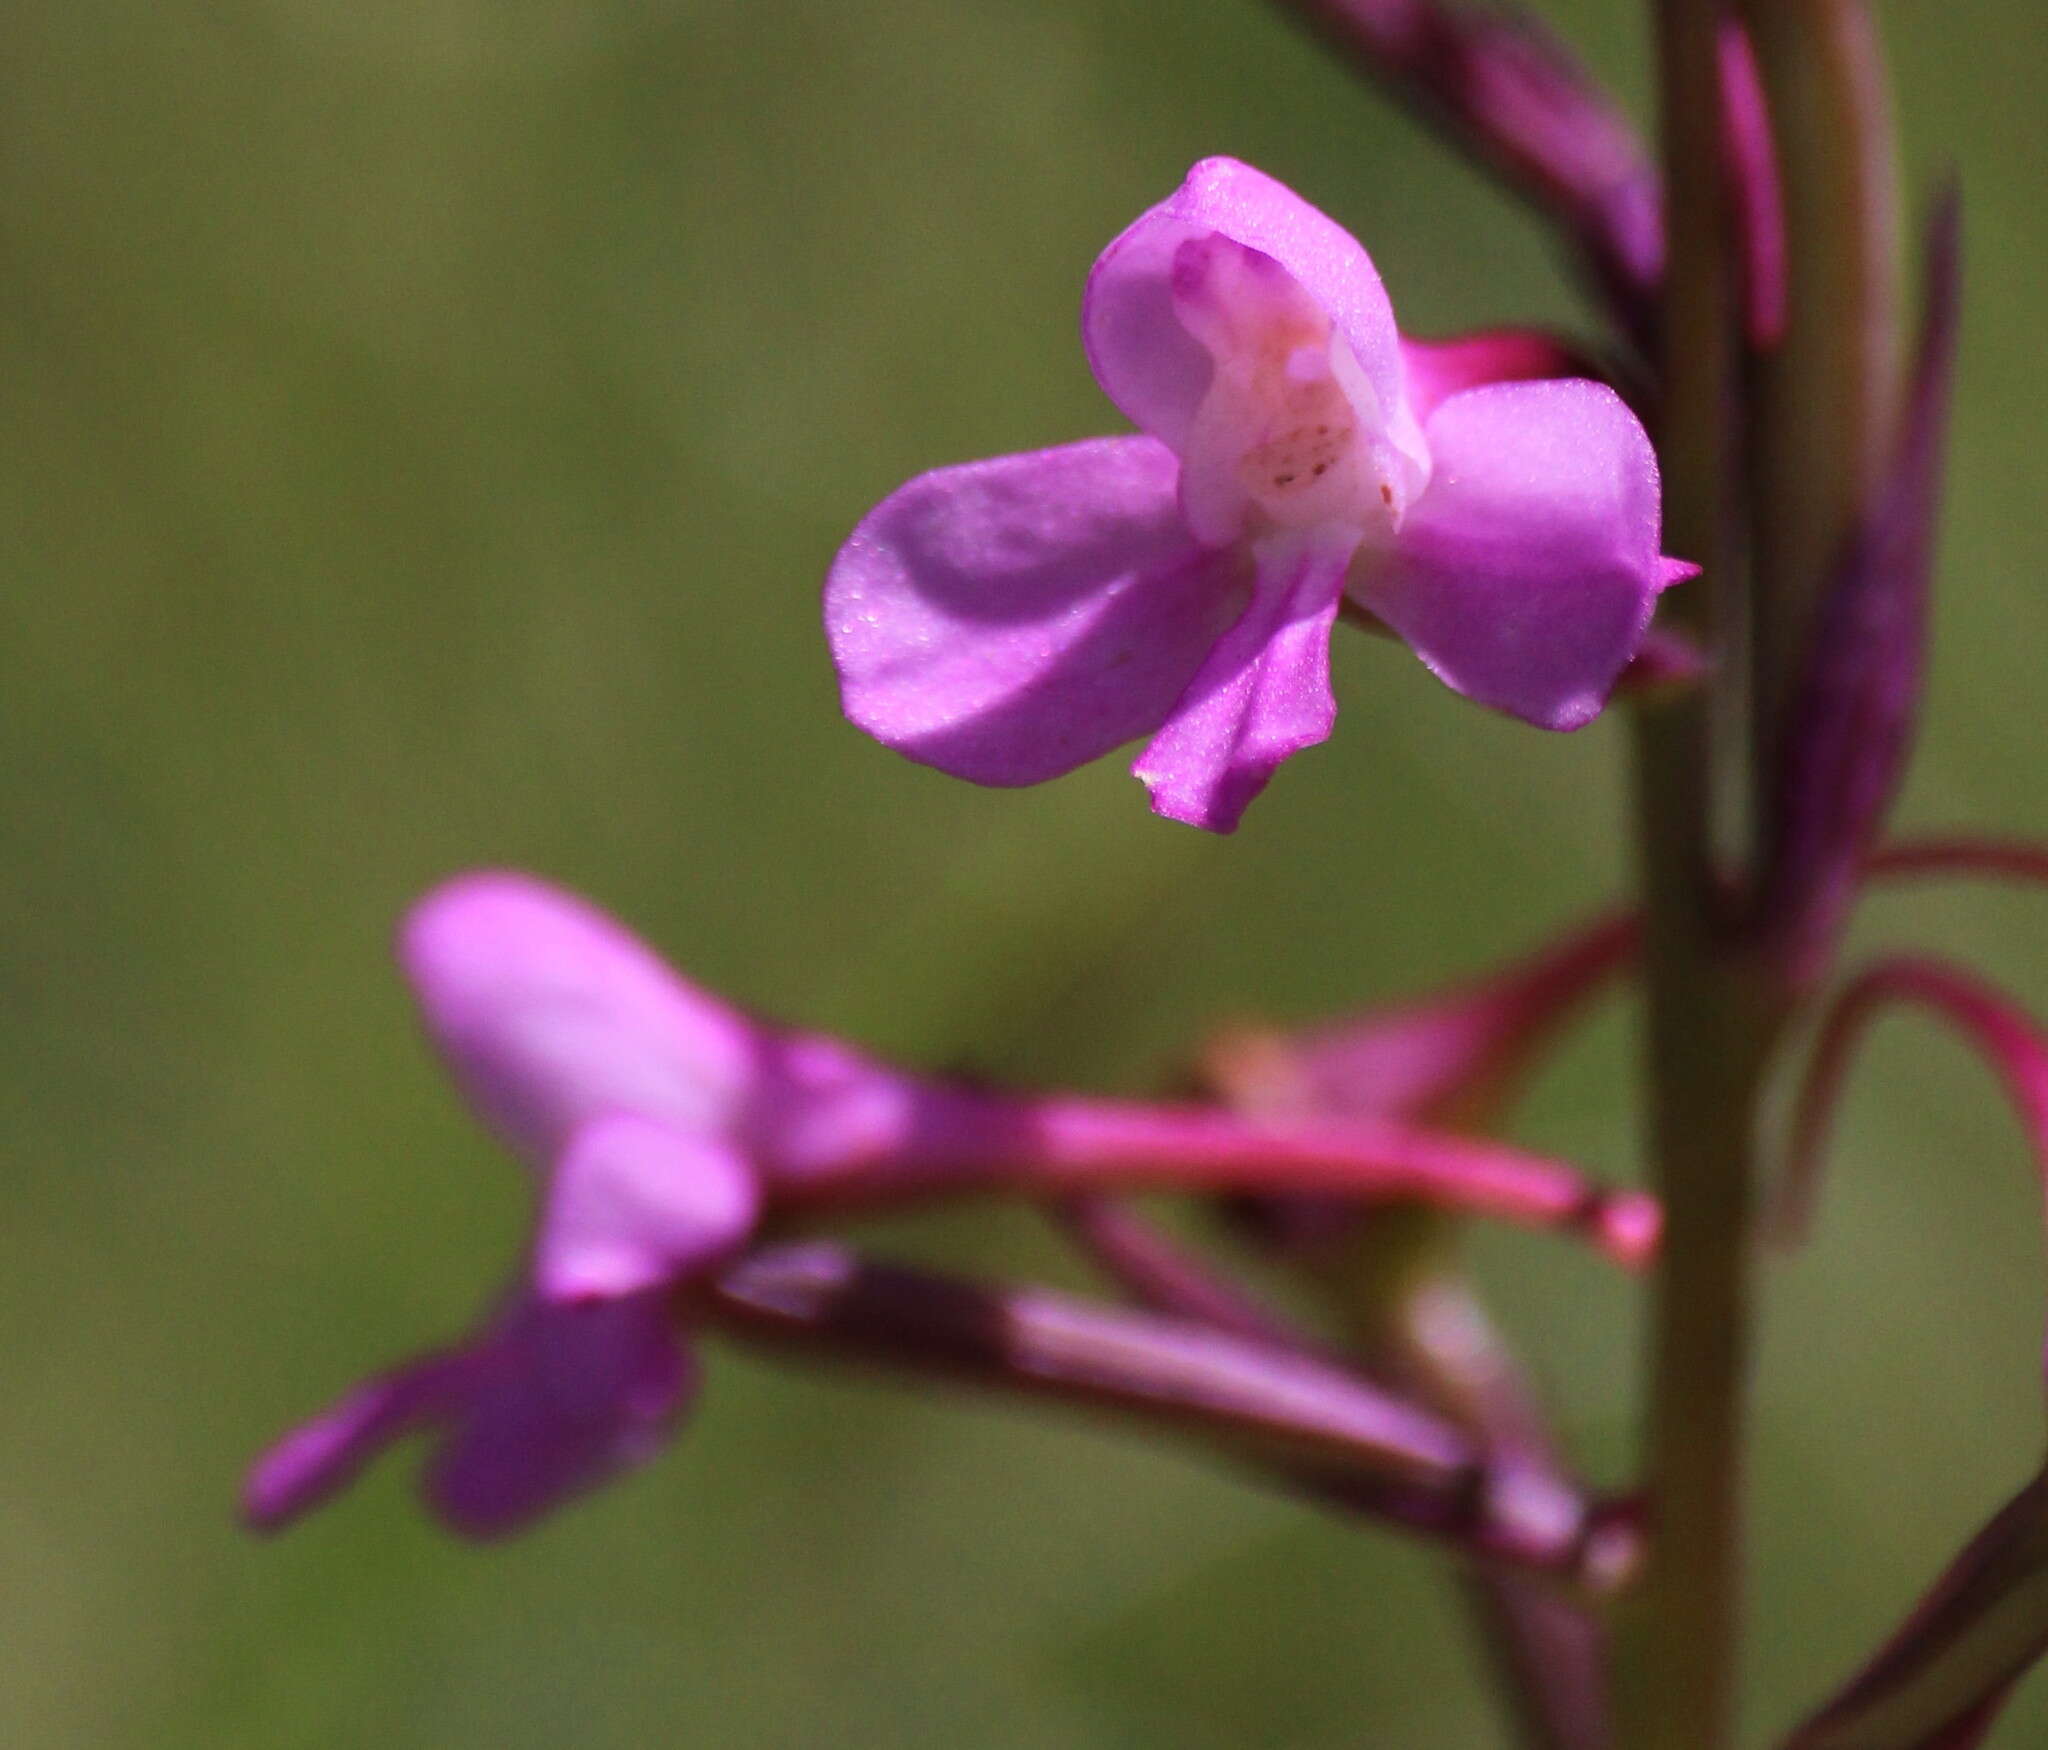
[1052,1196,1617,1748]
[703,1241,1609,1580]
[1050,1194,1308,1349]
[1389,1264,1616,1750]
[782,1091,1660,1269]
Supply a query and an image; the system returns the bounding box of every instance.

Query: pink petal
[241,1348,473,1533]
[1132,530,1355,832]
[241,1290,697,1539]
[535,1114,760,1304]
[424,1292,694,1539]
[400,873,760,1164]
[1084,157,1409,459]
[825,437,1240,786]
[1356,379,1681,731]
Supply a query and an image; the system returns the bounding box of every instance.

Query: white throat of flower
[1169,234,1430,557]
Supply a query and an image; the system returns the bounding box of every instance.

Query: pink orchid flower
[826,157,1693,832]
[245,873,1652,1538]
[242,876,765,1538]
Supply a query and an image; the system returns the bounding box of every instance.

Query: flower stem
[788,1092,1660,1266]
[1050,1193,1306,1348]
[1613,3,1771,1746]
[704,1240,1610,1577]
[1619,8,1903,1741]
[1611,969,1770,1750]
[1326,1207,1613,1750]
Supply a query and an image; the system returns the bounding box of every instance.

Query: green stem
[1619,6,1901,1739]
[1612,4,1773,1747]
[1611,964,1772,1750]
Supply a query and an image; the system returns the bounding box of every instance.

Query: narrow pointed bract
[1262,0,1665,333]
[1777,956,2048,1250]
[1208,909,1640,1134]
[1783,1471,2048,1750]
[1775,959,2048,1741]
[1200,912,1637,1750]
[1203,907,1640,1249]
[1718,18,1788,349]
[1762,190,1961,983]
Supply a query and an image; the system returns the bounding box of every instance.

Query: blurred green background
[3,0,2045,1743]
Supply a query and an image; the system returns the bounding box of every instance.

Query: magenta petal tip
[1594,1190,1662,1271]
[240,1354,466,1534]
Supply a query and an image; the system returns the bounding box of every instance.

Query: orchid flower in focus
[826,157,1694,832]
